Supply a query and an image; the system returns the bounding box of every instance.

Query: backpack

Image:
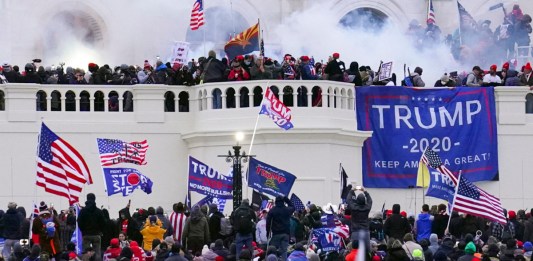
[219,217,233,236]
[233,208,254,234]
[461,73,473,86]
[369,219,385,242]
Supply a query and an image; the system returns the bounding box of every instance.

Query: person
[434,74,455,87]
[2,202,22,258]
[129,241,145,261]
[230,199,257,260]
[287,243,306,261]
[346,186,372,241]
[202,50,226,83]
[509,211,525,241]
[208,203,225,243]
[70,70,88,84]
[320,203,340,228]
[345,240,360,261]
[78,193,106,258]
[299,56,318,80]
[490,210,515,242]
[228,61,250,81]
[32,202,61,260]
[302,204,322,230]
[384,204,411,242]
[457,242,477,261]
[505,69,521,86]
[428,233,439,255]
[520,63,533,87]
[402,233,423,260]
[267,196,295,261]
[141,215,166,251]
[466,66,483,87]
[384,239,410,261]
[155,207,172,238]
[117,203,142,245]
[324,53,345,81]
[168,203,187,245]
[164,244,188,261]
[23,245,42,261]
[182,206,209,255]
[255,209,268,249]
[431,204,449,238]
[410,67,425,87]
[415,204,432,242]
[347,62,363,86]
[482,65,502,86]
[103,238,122,261]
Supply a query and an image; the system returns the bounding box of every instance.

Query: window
[253,87,263,107]
[94,91,104,111]
[65,91,76,111]
[108,91,119,112]
[164,91,175,112]
[226,88,236,109]
[36,91,47,111]
[123,91,133,112]
[179,91,189,112]
[80,91,90,111]
[51,91,61,111]
[240,87,249,108]
[283,86,294,107]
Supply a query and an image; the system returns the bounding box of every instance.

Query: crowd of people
[0,188,532,261]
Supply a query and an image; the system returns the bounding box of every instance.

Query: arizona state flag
[224,23,259,60]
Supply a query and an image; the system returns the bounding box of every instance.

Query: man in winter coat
[208,203,224,243]
[324,53,345,82]
[77,193,106,258]
[2,202,22,258]
[509,211,525,241]
[410,67,425,87]
[457,242,477,261]
[432,204,449,238]
[346,187,372,241]
[32,203,61,259]
[155,207,172,238]
[267,196,295,261]
[402,233,423,260]
[182,206,209,255]
[302,205,322,230]
[117,205,142,245]
[522,209,533,242]
[141,215,166,251]
[384,204,411,241]
[299,56,318,80]
[230,199,257,260]
[520,63,533,87]
[415,204,433,242]
[202,50,226,83]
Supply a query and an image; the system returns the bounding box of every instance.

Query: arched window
[94,91,104,111]
[297,86,308,107]
[240,87,250,108]
[0,90,4,111]
[202,90,207,110]
[526,93,533,114]
[108,91,119,112]
[51,91,62,111]
[164,91,176,112]
[253,87,263,107]
[123,91,133,112]
[212,88,222,109]
[36,91,47,111]
[312,86,322,107]
[270,86,280,99]
[80,91,90,111]
[65,91,76,111]
[283,86,293,107]
[347,89,354,110]
[179,91,189,112]
[226,88,236,109]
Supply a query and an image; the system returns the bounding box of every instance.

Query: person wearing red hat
[103,238,122,261]
[324,52,346,82]
[228,60,250,81]
[520,63,533,87]
[300,56,318,80]
[482,64,502,86]
[508,210,525,241]
[384,204,411,241]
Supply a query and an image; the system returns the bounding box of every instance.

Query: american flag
[453,175,506,224]
[421,147,458,185]
[36,123,92,205]
[97,138,148,166]
[260,38,264,57]
[258,200,273,219]
[427,0,436,25]
[290,193,305,211]
[190,0,204,31]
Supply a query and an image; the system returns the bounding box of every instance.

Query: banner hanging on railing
[356,86,498,188]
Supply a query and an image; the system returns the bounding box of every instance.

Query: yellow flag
[416,160,430,188]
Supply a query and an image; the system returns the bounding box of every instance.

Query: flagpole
[31,118,45,240]
[245,81,270,201]
[445,170,462,234]
[457,0,463,45]
[258,19,261,55]
[339,163,343,201]
[230,0,236,38]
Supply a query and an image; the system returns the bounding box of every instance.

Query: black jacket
[523,217,533,242]
[346,191,372,231]
[117,208,143,245]
[208,211,225,241]
[230,203,257,235]
[203,57,226,83]
[432,213,449,238]
[266,197,294,236]
[324,59,345,81]
[77,200,105,236]
[2,208,22,239]
[384,205,411,241]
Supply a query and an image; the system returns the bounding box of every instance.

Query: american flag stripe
[98,139,148,166]
[427,0,436,24]
[36,124,92,205]
[190,0,204,31]
[422,148,458,185]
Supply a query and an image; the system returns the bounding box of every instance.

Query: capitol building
[0,0,532,215]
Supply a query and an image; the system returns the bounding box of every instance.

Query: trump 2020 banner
[426,167,456,203]
[103,168,153,196]
[248,157,296,197]
[188,156,233,199]
[356,86,498,188]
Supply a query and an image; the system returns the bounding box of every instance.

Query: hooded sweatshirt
[416,213,433,242]
[384,204,411,241]
[428,234,440,254]
[141,223,166,251]
[346,190,373,231]
[183,206,210,242]
[267,196,295,236]
[77,199,105,236]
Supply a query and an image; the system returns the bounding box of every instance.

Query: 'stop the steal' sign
[356,87,499,188]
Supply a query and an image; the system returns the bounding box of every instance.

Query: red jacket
[228,69,250,81]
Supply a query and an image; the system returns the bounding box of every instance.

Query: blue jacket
[300,64,318,80]
[2,208,22,239]
[266,197,294,236]
[416,213,433,242]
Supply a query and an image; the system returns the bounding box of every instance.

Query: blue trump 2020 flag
[425,166,456,203]
[356,87,498,188]
[248,157,296,197]
[103,168,153,196]
[188,156,233,199]
[259,87,294,130]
